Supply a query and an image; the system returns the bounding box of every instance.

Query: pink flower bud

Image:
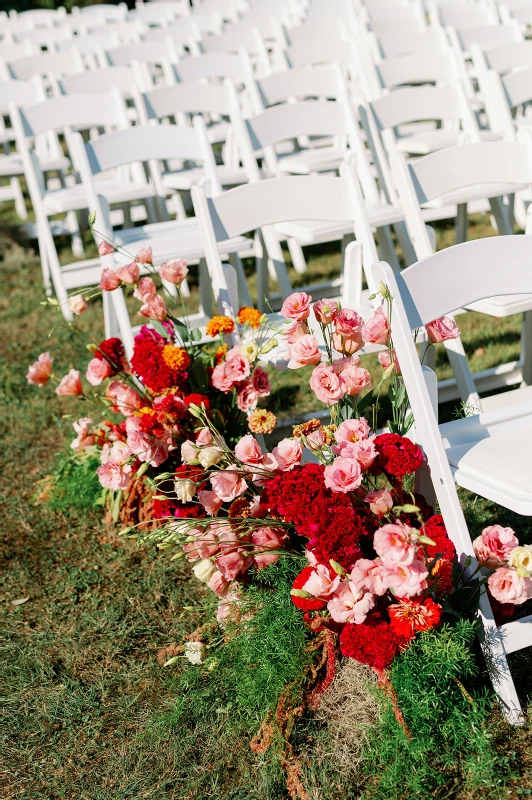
[98,241,114,256]
[138,295,167,321]
[69,294,88,315]
[425,316,460,343]
[55,369,83,396]
[159,258,188,286]
[98,268,121,291]
[115,262,140,285]
[135,247,153,264]
[27,352,53,386]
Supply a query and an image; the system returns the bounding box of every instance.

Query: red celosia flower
[291,566,328,611]
[153,394,188,425]
[152,497,179,519]
[372,433,424,480]
[153,497,207,521]
[388,597,443,641]
[130,327,189,393]
[489,597,516,626]
[339,614,406,669]
[422,515,457,595]
[95,337,128,375]
[183,393,211,412]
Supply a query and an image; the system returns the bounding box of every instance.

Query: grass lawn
[2,210,532,800]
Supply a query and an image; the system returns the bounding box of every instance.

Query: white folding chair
[499,0,532,32]
[7,50,84,82]
[72,3,128,23]
[106,40,179,86]
[376,28,450,58]
[373,235,532,725]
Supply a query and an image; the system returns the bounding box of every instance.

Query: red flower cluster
[388,597,442,641]
[183,393,211,412]
[423,514,457,595]
[339,614,406,670]
[291,565,327,611]
[95,337,128,375]
[263,464,376,570]
[152,496,206,521]
[372,433,424,480]
[153,394,188,425]
[130,327,188,393]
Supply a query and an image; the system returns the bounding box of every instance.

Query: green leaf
[189,358,209,392]
[89,210,96,226]
[190,327,202,342]
[151,320,170,338]
[356,390,374,415]
[173,319,190,343]
[394,382,406,408]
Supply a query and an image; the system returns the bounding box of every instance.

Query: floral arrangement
[27,242,277,522]
[473,526,532,607]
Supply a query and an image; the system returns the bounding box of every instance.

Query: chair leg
[199,258,213,318]
[67,210,85,258]
[454,203,468,245]
[489,196,513,236]
[37,227,53,297]
[394,221,417,265]
[287,237,307,275]
[376,226,401,273]
[521,310,532,386]
[228,252,252,308]
[255,231,269,313]
[11,177,27,220]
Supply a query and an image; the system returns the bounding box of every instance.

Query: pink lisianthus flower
[252,365,271,397]
[208,570,231,597]
[378,349,401,375]
[361,307,389,345]
[70,417,95,452]
[332,308,364,354]
[365,488,393,517]
[216,549,252,581]
[309,363,343,405]
[69,294,88,316]
[211,363,234,393]
[159,258,188,286]
[181,440,198,464]
[334,417,370,448]
[473,525,519,569]
[98,268,121,292]
[135,247,153,264]
[125,416,168,467]
[488,567,532,605]
[96,440,132,490]
[196,428,214,446]
[335,362,371,396]
[27,352,53,386]
[225,348,251,382]
[425,316,460,343]
[280,291,312,321]
[374,523,416,567]
[252,452,278,486]
[56,369,83,396]
[236,379,259,412]
[235,434,264,466]
[210,466,247,502]
[284,320,309,343]
[197,489,223,516]
[313,298,340,325]
[350,558,388,596]
[339,438,377,470]
[332,332,364,356]
[287,334,321,369]
[106,380,143,416]
[301,564,341,599]
[86,357,112,386]
[272,438,303,471]
[98,241,114,256]
[324,457,362,493]
[134,276,157,302]
[138,295,167,321]
[384,555,429,597]
[115,262,140,285]
[252,527,285,569]
[327,583,375,624]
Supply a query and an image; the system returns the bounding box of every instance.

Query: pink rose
[27,352,53,386]
[70,417,95,452]
[98,241,114,256]
[488,567,532,605]
[211,363,234,393]
[339,439,377,470]
[55,369,83,396]
[198,489,224,516]
[135,247,153,264]
[313,298,339,325]
[324,456,362,493]
[287,334,321,369]
[216,550,252,581]
[98,268,121,291]
[115,262,140,285]
[284,320,309,343]
[235,434,264,466]
[378,349,401,375]
[134,276,156,302]
[252,526,284,569]
[327,583,374,624]
[365,488,393,516]
[236,379,259,412]
[125,415,168,466]
[106,380,143,416]
[69,294,88,315]
[361,307,389,345]
[425,316,460,343]
[86,357,112,386]
[306,429,325,449]
[139,295,167,321]
[280,291,311,321]
[350,558,388,596]
[384,555,429,597]
[473,525,519,569]
[309,363,343,405]
[225,348,251,382]
[210,466,247,502]
[208,570,231,597]
[272,438,303,471]
[251,365,271,397]
[301,564,341,598]
[334,418,370,447]
[159,258,188,286]
[374,523,415,567]
[336,363,371,396]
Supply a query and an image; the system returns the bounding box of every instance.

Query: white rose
[509,545,532,577]
[193,558,217,583]
[185,641,205,665]
[175,478,196,503]
[198,446,224,469]
[181,440,198,464]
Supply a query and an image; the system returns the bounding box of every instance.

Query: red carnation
[388,597,443,641]
[95,337,128,375]
[373,433,424,480]
[339,614,406,669]
[291,566,327,611]
[184,393,211,412]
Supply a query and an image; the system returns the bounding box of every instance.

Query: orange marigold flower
[206,315,235,337]
[248,409,277,435]
[237,306,263,329]
[215,343,229,365]
[137,406,155,416]
[161,345,191,371]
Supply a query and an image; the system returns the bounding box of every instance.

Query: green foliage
[362,622,511,800]
[47,451,102,512]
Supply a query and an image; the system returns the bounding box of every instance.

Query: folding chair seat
[372,233,532,724]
